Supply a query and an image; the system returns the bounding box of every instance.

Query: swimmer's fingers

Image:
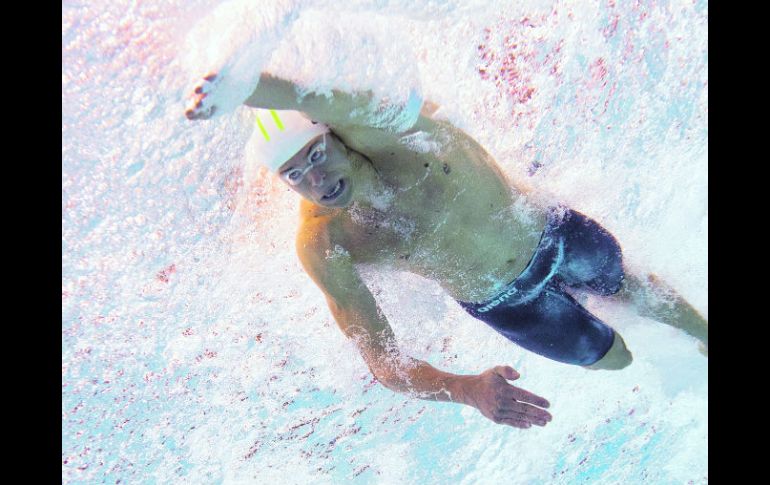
[503,386,551,409]
[185,73,219,120]
[502,414,548,428]
[490,406,550,428]
[499,400,552,424]
[499,418,535,429]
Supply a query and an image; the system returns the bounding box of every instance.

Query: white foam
[63,0,708,483]
[182,0,310,117]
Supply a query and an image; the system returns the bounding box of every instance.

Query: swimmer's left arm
[243,72,369,126]
[187,69,434,132]
[242,72,426,131]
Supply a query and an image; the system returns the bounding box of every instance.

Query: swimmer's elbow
[364,359,403,392]
[359,363,399,392]
[361,353,410,393]
[373,372,401,392]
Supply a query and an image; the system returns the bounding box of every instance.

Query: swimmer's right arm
[296,223,552,429]
[295,220,449,394]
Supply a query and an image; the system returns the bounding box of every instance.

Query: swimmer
[185,71,707,430]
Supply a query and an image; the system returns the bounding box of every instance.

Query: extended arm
[296,219,552,428]
[187,68,424,133]
[243,73,383,128]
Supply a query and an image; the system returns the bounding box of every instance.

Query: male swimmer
[185,71,707,430]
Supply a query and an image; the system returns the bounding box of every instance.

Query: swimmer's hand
[183,0,314,121]
[461,366,552,429]
[186,73,220,120]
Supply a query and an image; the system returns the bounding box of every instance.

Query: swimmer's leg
[551,210,707,355]
[461,284,631,368]
[554,210,625,296]
[615,272,708,355]
[585,331,633,370]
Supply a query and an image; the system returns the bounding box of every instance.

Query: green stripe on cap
[269,109,285,131]
[256,114,270,141]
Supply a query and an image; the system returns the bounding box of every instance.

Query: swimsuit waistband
[462,209,569,311]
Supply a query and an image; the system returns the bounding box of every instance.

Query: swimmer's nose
[306,167,326,187]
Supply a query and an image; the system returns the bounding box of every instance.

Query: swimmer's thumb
[496,366,520,381]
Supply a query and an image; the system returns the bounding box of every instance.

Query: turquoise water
[62,0,707,483]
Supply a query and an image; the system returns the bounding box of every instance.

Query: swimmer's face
[277,133,355,208]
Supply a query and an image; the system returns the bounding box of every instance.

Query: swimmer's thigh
[555,210,624,295]
[472,285,616,366]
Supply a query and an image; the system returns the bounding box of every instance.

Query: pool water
[62,0,707,483]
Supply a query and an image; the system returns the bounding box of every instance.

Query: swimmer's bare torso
[186,72,548,302]
[301,116,548,304]
[203,72,552,303]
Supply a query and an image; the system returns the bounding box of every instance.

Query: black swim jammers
[458,208,624,366]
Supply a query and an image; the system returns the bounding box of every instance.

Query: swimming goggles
[281,134,327,186]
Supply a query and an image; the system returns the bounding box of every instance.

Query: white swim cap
[251,109,330,172]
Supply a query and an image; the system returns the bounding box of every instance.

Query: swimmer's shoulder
[296,200,349,255]
[295,202,364,297]
[298,199,343,225]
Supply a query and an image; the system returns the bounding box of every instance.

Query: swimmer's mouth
[321,179,345,201]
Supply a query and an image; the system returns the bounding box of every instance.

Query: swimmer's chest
[329,156,530,300]
[333,121,515,254]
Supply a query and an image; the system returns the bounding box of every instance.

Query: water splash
[63,0,707,483]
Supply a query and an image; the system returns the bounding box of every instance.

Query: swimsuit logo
[477,287,519,313]
[475,237,564,314]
